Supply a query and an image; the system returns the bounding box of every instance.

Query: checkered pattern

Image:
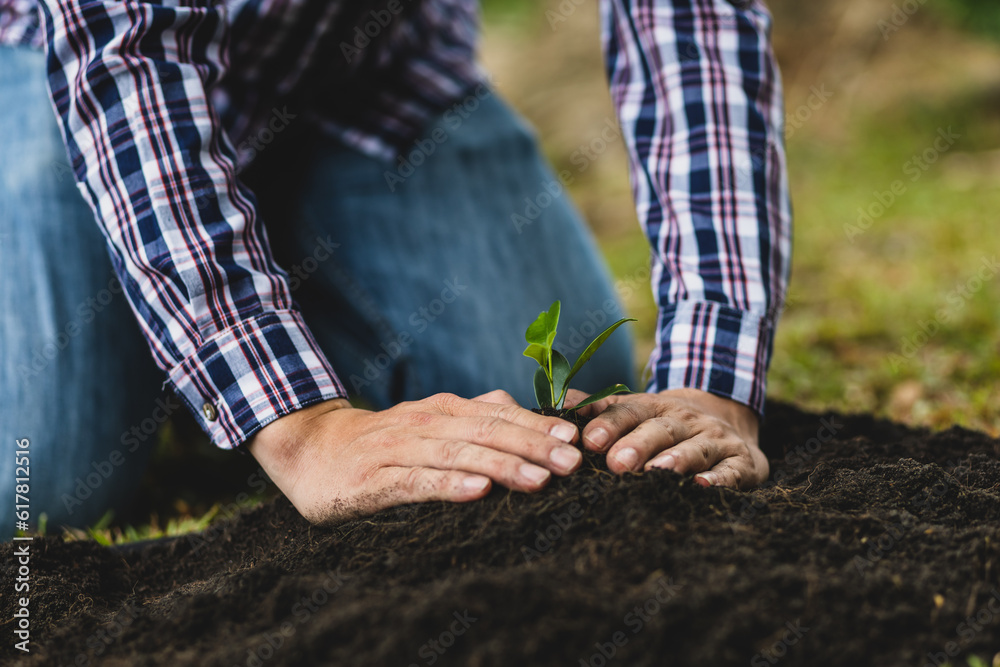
[604,0,791,415]
[0,0,790,448]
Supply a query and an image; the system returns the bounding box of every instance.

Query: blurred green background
[482,0,1000,436]
[66,0,1000,542]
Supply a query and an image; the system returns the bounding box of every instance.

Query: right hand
[247,391,583,525]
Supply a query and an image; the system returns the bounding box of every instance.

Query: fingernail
[614,447,639,470]
[520,463,551,485]
[551,423,577,444]
[463,476,490,492]
[649,454,675,471]
[550,445,582,472]
[695,473,716,487]
[587,427,610,450]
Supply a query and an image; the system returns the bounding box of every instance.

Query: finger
[694,447,768,490]
[604,416,696,473]
[563,388,626,418]
[562,389,593,412]
[471,389,521,406]
[429,416,583,475]
[407,440,552,492]
[377,466,494,506]
[692,457,753,490]
[581,400,659,453]
[430,393,578,444]
[643,434,739,478]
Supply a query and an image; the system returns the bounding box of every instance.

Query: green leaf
[523,342,549,370]
[566,384,631,412]
[523,301,561,385]
[551,350,572,410]
[524,300,561,346]
[566,318,636,384]
[533,366,553,409]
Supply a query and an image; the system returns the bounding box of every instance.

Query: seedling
[523,300,634,411]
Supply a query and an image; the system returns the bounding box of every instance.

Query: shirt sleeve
[602,0,792,416]
[38,0,348,449]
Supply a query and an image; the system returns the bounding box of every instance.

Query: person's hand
[564,388,768,489]
[247,391,583,525]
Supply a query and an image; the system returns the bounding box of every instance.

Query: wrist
[248,398,353,482]
[656,388,759,445]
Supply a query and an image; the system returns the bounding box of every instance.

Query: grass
[16,496,266,546]
[49,1,1000,544]
[570,9,1000,436]
[766,89,1000,435]
[945,656,997,667]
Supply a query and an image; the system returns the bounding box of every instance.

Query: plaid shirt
[1,0,789,449]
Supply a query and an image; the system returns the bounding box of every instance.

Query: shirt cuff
[167,310,347,449]
[646,301,776,417]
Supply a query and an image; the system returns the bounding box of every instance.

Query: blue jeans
[0,45,634,537]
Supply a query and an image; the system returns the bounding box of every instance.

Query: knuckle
[402,467,428,494]
[654,418,679,444]
[356,458,382,483]
[607,402,641,426]
[678,408,700,424]
[429,392,461,409]
[403,411,436,428]
[704,425,727,441]
[472,417,502,443]
[726,438,750,455]
[439,440,469,468]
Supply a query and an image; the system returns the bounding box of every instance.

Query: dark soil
[3,401,1000,667]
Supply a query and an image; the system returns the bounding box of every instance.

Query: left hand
[564,388,768,489]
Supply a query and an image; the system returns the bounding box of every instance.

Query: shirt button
[202,402,218,422]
